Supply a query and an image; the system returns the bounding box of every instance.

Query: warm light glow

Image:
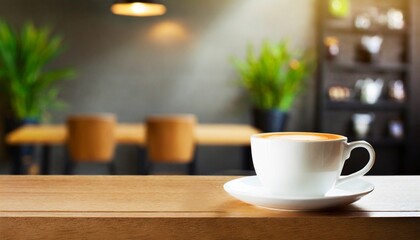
[111,2,166,17]
[148,21,189,45]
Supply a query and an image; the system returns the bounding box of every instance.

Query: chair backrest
[146,115,196,163]
[66,114,116,162]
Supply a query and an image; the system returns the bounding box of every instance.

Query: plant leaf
[231,40,314,111]
[0,18,76,121]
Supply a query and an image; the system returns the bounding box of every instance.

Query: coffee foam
[269,135,330,141]
[258,132,344,141]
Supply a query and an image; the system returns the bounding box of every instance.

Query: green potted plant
[0,19,76,125]
[231,40,313,132]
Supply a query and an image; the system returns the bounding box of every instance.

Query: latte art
[258,132,344,141]
[269,135,330,141]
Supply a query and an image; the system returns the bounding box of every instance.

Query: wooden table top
[0,176,419,239]
[5,123,260,146]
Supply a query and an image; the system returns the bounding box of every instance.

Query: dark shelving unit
[317,0,412,175]
[327,61,409,72]
[324,25,409,35]
[325,100,406,111]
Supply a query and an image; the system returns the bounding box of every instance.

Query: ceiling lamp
[111,0,166,17]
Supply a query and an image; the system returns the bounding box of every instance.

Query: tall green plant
[231,40,312,111]
[0,19,75,121]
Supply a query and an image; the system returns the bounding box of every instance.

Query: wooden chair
[145,114,197,175]
[65,114,116,174]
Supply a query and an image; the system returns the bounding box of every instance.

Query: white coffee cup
[251,132,375,197]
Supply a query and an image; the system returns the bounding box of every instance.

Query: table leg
[11,146,23,174]
[41,145,51,175]
[138,147,148,175]
[188,149,198,175]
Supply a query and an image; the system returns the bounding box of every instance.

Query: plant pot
[252,108,288,132]
[5,117,38,131]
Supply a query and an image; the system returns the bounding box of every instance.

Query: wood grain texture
[67,114,116,162]
[1,217,419,240]
[0,176,419,239]
[5,124,260,146]
[146,115,196,163]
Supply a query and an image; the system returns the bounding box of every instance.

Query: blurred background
[0,0,419,175]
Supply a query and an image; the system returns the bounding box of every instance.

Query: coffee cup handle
[336,141,375,185]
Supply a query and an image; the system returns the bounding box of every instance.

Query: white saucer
[223,176,374,211]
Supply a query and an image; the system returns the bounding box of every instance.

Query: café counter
[0,175,419,239]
